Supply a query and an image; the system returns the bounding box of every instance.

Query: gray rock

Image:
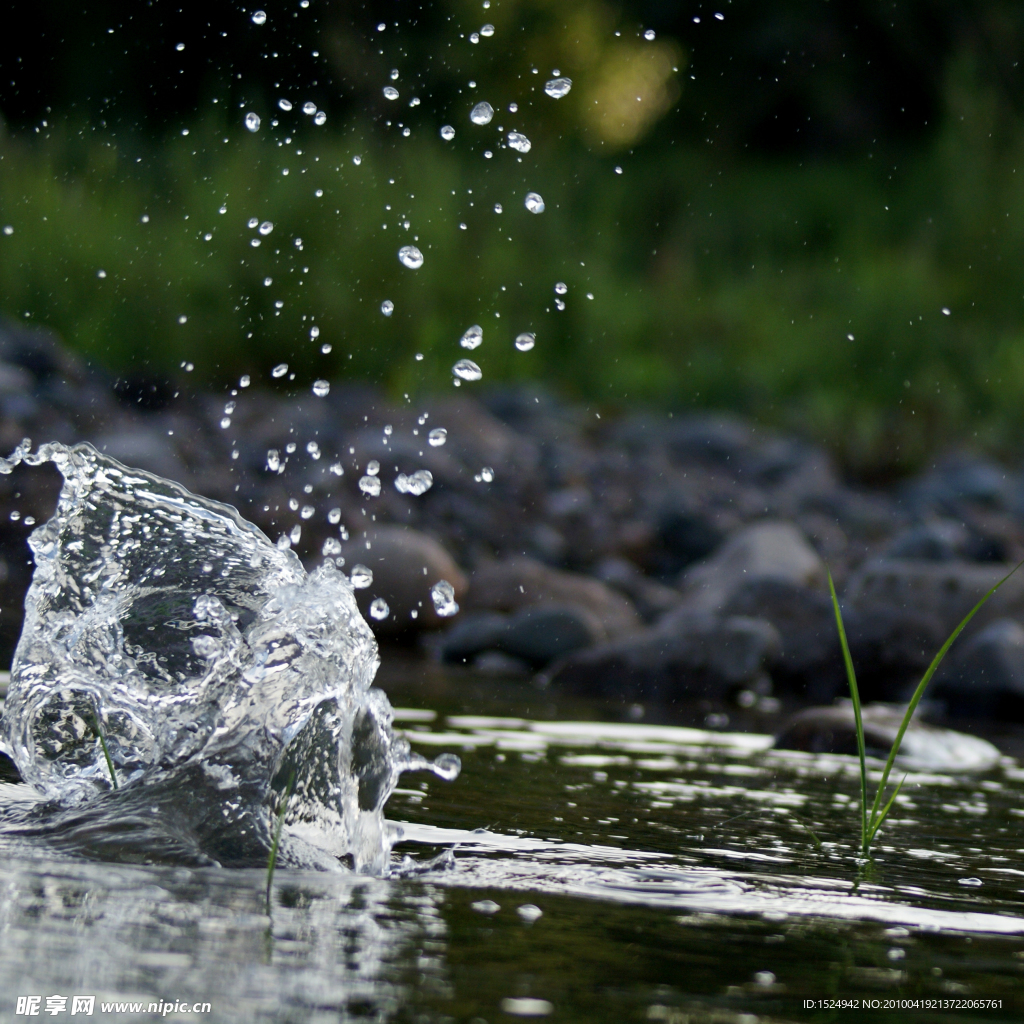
[544,613,780,701]
[721,579,843,700]
[774,702,1001,771]
[884,519,1006,563]
[933,618,1024,719]
[341,525,468,633]
[594,556,682,623]
[677,520,826,613]
[440,604,603,668]
[466,556,642,639]
[92,429,191,482]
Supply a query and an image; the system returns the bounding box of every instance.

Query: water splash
[0,442,459,873]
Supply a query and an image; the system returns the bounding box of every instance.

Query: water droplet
[428,427,447,447]
[494,203,503,214]
[278,98,292,111]
[252,10,267,25]
[460,325,483,350]
[176,43,186,52]
[350,564,373,588]
[515,332,535,352]
[383,86,400,101]
[959,877,983,886]
[480,466,494,482]
[544,77,572,99]
[290,524,302,544]
[381,299,394,316]
[306,440,320,459]
[470,101,494,125]
[390,69,400,81]
[302,101,317,115]
[248,217,259,229]
[259,221,273,235]
[517,904,543,922]
[322,537,342,557]
[312,379,330,397]
[452,359,482,382]
[615,166,623,175]
[245,112,261,133]
[507,131,531,153]
[508,102,518,113]
[321,344,332,354]
[315,188,323,197]
[644,29,656,40]
[431,579,459,617]
[481,23,495,37]
[398,245,424,269]
[715,13,725,21]
[369,597,390,620]
[554,298,565,311]
[359,475,382,497]
[366,460,380,476]
[314,110,327,126]
[470,32,480,44]
[383,424,393,437]
[178,315,188,324]
[471,900,500,915]
[377,22,385,31]
[524,192,545,214]
[239,374,251,388]
[301,505,315,520]
[440,125,455,141]
[942,307,951,315]
[310,325,320,339]
[554,282,567,295]
[1,226,12,235]
[394,470,433,496]
[220,417,231,429]
[272,363,289,378]
[352,155,362,165]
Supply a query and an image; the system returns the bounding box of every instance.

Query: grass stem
[266,772,296,911]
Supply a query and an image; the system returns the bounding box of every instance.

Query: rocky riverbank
[2,320,1024,732]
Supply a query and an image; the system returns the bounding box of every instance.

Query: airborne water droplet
[359,475,382,497]
[314,110,327,126]
[302,101,317,115]
[272,363,289,378]
[452,359,482,381]
[381,299,394,316]
[470,101,494,125]
[507,131,531,153]
[259,220,274,235]
[252,10,267,25]
[644,29,656,40]
[428,427,447,447]
[480,23,495,37]
[515,332,535,352]
[544,77,572,99]
[350,564,373,588]
[394,469,433,496]
[245,112,261,132]
[369,598,390,620]
[312,380,330,397]
[383,86,400,101]
[278,98,292,111]
[524,192,545,214]
[398,245,424,269]
[248,217,259,229]
[440,125,455,141]
[366,460,380,476]
[430,579,459,617]
[480,467,494,482]
[460,325,483,350]
[554,282,567,295]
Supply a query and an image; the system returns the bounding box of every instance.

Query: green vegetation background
[3,1,1024,478]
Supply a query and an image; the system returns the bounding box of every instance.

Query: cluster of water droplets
[0,442,460,872]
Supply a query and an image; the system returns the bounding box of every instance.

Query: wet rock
[904,451,1019,513]
[440,605,603,668]
[677,520,826,613]
[593,556,682,623]
[721,579,844,700]
[933,618,1024,719]
[773,702,1001,771]
[884,519,1007,563]
[341,526,468,634]
[544,612,780,701]
[465,556,641,639]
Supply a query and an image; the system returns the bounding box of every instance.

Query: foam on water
[0,441,458,872]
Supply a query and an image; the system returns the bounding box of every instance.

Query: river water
[2,660,1023,1023]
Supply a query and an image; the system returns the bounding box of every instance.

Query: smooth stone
[440,612,511,664]
[341,525,468,633]
[773,702,1001,771]
[466,556,642,639]
[543,612,780,701]
[721,578,843,700]
[884,518,1006,563]
[933,618,1024,719]
[594,556,682,623]
[677,520,825,613]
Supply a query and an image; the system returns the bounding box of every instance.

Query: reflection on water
[2,662,1024,1021]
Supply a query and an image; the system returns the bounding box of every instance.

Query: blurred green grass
[3,74,1024,478]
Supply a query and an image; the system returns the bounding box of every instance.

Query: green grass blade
[866,560,1022,833]
[828,569,868,855]
[867,774,906,845]
[266,772,296,910]
[89,707,118,790]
